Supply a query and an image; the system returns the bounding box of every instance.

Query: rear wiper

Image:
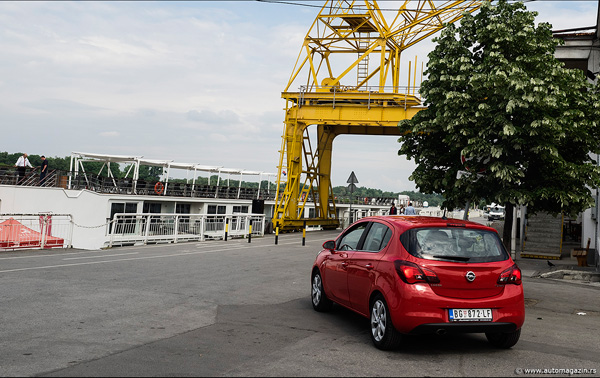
[432,255,471,262]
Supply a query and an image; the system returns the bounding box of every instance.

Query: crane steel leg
[275,121,339,231]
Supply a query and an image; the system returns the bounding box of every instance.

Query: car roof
[358,215,496,233]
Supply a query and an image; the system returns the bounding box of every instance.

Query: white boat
[0,152,396,250]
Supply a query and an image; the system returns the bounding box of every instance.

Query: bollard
[225,217,229,241]
[302,220,306,246]
[275,222,279,245]
[248,219,253,243]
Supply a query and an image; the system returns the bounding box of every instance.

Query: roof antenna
[442,209,447,220]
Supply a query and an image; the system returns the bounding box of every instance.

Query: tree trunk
[502,203,514,252]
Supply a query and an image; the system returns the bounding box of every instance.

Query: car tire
[311,270,333,312]
[485,328,521,348]
[370,294,402,350]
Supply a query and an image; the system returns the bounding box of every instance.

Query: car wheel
[485,328,521,348]
[370,294,402,350]
[311,270,333,312]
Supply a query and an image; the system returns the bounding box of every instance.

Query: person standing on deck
[14,153,33,184]
[39,156,48,185]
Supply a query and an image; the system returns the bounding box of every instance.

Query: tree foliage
[398,0,600,217]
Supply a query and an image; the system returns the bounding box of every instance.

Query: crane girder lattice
[274,0,484,231]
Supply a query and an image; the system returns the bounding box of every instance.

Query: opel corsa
[311,216,525,350]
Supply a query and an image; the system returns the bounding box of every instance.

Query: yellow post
[302,220,306,246]
[248,219,253,243]
[413,55,418,96]
[407,60,412,94]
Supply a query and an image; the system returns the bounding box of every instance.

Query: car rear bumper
[387,285,525,334]
[409,322,517,335]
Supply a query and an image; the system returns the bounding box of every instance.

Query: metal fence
[0,214,74,250]
[339,209,390,229]
[108,213,265,247]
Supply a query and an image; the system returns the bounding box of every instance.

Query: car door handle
[341,262,348,268]
[365,264,374,270]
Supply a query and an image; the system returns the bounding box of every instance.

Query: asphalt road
[0,230,598,377]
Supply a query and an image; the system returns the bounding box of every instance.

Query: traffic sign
[347,171,359,184]
[460,154,490,173]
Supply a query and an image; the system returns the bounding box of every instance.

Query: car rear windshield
[399,227,509,263]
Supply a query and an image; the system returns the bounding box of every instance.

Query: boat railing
[107,212,265,247]
[0,169,277,201]
[1,169,399,207]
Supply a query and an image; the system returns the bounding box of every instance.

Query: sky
[0,0,597,192]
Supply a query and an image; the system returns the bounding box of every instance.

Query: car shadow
[303,298,504,354]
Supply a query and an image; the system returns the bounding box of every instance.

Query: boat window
[143,202,162,213]
[109,202,139,234]
[176,203,191,214]
[233,205,249,214]
[208,205,226,214]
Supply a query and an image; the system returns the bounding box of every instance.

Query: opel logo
[465,271,476,282]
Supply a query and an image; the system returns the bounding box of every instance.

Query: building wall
[554,3,600,267]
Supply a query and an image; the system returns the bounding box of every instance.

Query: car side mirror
[323,240,336,252]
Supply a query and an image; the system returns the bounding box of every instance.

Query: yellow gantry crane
[274,0,485,231]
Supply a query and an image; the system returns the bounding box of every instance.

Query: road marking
[0,250,106,260]
[62,252,139,261]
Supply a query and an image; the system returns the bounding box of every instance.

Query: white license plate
[449,308,492,322]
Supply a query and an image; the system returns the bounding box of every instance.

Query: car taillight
[497,264,522,285]
[394,261,440,284]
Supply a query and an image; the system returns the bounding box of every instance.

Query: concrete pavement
[516,256,600,287]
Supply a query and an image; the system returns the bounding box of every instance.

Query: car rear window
[399,227,509,263]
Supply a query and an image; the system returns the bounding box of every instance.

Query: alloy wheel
[371,299,387,342]
[312,274,322,306]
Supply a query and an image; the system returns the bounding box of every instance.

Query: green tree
[397,0,600,246]
[137,165,163,182]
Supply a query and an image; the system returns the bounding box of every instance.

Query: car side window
[337,223,369,251]
[362,222,392,252]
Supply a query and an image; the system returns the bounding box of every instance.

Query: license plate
[449,308,492,322]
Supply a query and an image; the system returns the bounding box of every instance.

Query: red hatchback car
[311,216,524,350]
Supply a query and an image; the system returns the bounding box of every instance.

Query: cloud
[99,131,120,138]
[0,1,594,193]
[186,109,240,126]
[24,99,107,115]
